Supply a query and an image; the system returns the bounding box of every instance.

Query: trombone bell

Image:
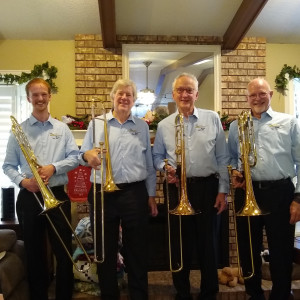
[41,197,65,214]
[104,179,119,192]
[237,196,262,216]
[170,196,195,215]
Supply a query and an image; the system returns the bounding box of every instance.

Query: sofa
[0,229,29,300]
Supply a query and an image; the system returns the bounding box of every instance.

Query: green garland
[0,61,58,93]
[275,64,300,94]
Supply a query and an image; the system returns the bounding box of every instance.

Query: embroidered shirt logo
[195,124,206,131]
[49,133,62,139]
[268,123,281,129]
[128,128,139,135]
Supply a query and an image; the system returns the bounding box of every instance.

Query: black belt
[95,180,144,190]
[252,178,291,190]
[50,185,65,192]
[186,174,218,184]
[117,180,144,189]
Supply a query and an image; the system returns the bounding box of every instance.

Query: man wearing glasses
[228,78,300,300]
[153,73,229,300]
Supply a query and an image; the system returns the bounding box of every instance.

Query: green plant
[0,61,58,93]
[275,64,300,94]
[142,109,169,131]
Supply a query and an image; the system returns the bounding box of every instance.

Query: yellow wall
[195,73,214,110]
[266,43,300,112]
[0,40,75,120]
[2,40,300,117]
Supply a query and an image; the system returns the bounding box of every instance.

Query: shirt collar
[256,107,273,120]
[29,114,53,125]
[175,108,198,119]
[265,107,274,118]
[106,110,136,124]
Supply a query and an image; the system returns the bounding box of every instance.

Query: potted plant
[275,64,300,94]
[142,106,169,143]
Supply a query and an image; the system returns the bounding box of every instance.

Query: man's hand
[231,169,245,189]
[38,164,55,185]
[164,165,179,184]
[214,193,228,214]
[148,196,158,217]
[290,201,300,224]
[83,148,104,170]
[20,177,40,193]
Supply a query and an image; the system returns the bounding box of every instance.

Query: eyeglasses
[248,92,269,100]
[175,87,195,94]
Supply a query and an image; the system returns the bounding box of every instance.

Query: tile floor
[48,270,300,300]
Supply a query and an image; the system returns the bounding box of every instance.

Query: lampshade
[137,61,156,105]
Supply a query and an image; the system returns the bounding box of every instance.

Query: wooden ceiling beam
[222,0,269,50]
[98,0,117,48]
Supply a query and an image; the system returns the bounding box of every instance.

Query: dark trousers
[235,178,295,300]
[88,181,149,300]
[166,175,220,300]
[16,186,74,300]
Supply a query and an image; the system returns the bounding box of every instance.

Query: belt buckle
[258,181,272,190]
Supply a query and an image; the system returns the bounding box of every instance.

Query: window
[0,82,32,217]
[293,79,300,236]
[284,77,300,120]
[285,78,300,236]
[293,78,300,120]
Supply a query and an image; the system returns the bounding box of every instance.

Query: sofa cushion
[0,230,16,252]
[10,240,26,263]
[262,261,300,281]
[0,252,26,298]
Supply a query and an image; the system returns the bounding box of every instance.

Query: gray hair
[110,78,137,101]
[172,72,199,91]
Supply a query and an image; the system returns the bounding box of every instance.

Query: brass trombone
[91,100,119,263]
[10,116,92,273]
[97,102,119,193]
[228,110,263,280]
[236,111,261,217]
[171,113,196,216]
[165,113,197,272]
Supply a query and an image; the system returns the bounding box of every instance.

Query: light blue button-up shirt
[228,107,300,193]
[152,109,229,194]
[79,111,156,197]
[3,114,79,187]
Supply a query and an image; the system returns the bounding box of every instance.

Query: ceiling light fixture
[137,61,156,106]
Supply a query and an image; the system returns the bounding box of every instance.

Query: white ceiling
[0,0,299,43]
[1,0,300,107]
